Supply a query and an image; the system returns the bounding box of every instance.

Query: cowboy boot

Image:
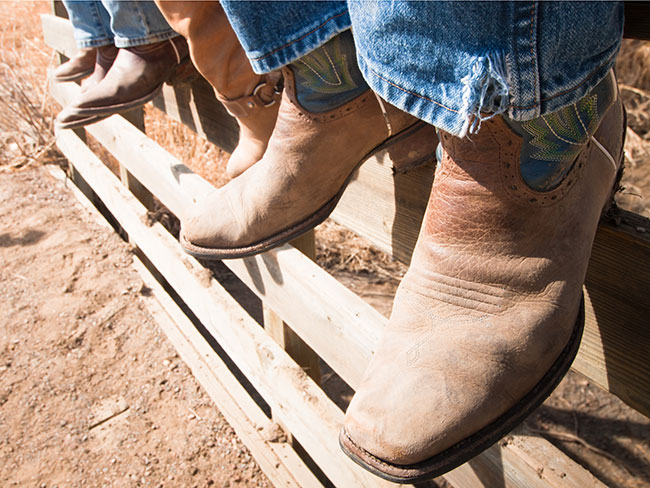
[154,0,281,178]
[54,47,97,82]
[79,44,118,92]
[180,31,437,259]
[339,71,625,483]
[56,36,193,130]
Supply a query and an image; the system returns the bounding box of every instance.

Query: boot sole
[179,121,437,260]
[56,113,113,131]
[338,297,585,483]
[57,83,164,125]
[54,68,94,83]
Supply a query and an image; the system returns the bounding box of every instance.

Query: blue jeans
[62,0,177,48]
[221,1,623,137]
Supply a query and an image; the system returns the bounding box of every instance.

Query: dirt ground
[0,166,269,487]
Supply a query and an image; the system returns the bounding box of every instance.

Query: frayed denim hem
[360,52,509,138]
[461,52,509,137]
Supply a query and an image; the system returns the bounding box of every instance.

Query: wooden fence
[43,9,649,488]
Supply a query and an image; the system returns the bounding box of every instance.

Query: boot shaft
[154,1,264,99]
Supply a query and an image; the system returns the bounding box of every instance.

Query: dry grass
[143,104,231,189]
[616,39,650,218]
[0,1,63,171]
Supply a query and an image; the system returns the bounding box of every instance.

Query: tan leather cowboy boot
[54,47,97,82]
[340,72,625,482]
[79,44,118,92]
[154,1,282,178]
[56,36,193,130]
[180,31,437,259]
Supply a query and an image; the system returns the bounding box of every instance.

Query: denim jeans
[62,0,177,49]
[221,1,623,137]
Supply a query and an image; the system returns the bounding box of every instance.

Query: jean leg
[221,1,350,74]
[100,0,178,47]
[348,1,623,136]
[62,0,113,48]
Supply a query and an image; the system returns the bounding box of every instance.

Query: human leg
[55,0,113,82]
[180,29,436,258]
[153,1,282,178]
[56,1,192,129]
[337,1,626,481]
[177,1,626,480]
[340,72,625,481]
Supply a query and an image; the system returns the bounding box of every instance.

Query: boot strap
[218,74,282,118]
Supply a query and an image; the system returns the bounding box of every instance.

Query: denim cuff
[249,13,351,74]
[113,31,179,49]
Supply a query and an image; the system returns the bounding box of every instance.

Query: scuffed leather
[182,67,419,250]
[343,91,625,465]
[155,1,281,178]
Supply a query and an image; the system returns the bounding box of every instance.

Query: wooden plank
[48,163,321,488]
[445,427,605,488]
[50,77,380,390]
[119,109,155,211]
[153,81,239,154]
[331,155,433,265]
[264,231,321,385]
[134,259,323,488]
[41,14,77,58]
[55,128,399,488]
[578,220,650,416]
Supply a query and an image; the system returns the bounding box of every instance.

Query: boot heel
[374,121,438,174]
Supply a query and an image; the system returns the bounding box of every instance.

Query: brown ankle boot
[154,1,281,178]
[79,44,118,93]
[179,64,436,260]
[56,37,193,130]
[54,47,96,82]
[339,72,626,482]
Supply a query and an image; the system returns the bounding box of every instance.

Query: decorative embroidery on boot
[290,30,369,113]
[506,72,616,191]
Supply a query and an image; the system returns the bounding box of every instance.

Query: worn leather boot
[154,0,281,178]
[180,32,437,259]
[79,44,118,93]
[54,47,97,82]
[340,72,625,483]
[56,36,192,130]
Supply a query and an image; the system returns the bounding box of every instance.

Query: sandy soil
[0,165,269,488]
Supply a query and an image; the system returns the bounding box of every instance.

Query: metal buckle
[253,82,278,108]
